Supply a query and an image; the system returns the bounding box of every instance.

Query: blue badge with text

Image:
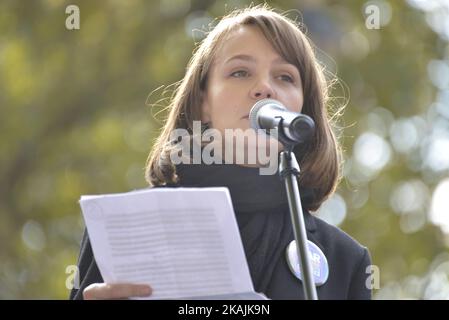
[286,240,329,286]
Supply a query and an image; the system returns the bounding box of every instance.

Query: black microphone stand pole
[278,143,318,300]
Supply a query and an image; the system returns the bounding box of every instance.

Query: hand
[83,283,152,300]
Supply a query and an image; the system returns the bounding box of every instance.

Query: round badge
[286,240,329,286]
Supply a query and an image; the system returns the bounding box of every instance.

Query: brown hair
[145,4,344,212]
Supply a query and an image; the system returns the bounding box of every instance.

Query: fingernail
[140,286,152,296]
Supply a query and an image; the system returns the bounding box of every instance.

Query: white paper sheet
[79,187,267,300]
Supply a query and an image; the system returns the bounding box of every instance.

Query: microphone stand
[278,144,318,300]
[249,99,318,300]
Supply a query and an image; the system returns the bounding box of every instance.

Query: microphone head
[249,98,285,130]
[290,115,315,143]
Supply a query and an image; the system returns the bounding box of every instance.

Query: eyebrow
[224,54,294,66]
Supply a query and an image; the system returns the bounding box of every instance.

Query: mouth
[241,115,249,119]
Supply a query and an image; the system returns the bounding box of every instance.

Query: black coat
[70,164,371,300]
[70,197,371,300]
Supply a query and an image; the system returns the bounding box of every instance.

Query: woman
[71,5,372,300]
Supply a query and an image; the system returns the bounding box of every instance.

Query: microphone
[249,98,315,145]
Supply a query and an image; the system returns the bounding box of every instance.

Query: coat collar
[161,182,318,233]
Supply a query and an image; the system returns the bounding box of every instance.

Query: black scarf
[174,163,316,293]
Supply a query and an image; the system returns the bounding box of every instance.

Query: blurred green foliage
[1,0,448,299]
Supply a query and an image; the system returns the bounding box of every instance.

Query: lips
[241,114,249,119]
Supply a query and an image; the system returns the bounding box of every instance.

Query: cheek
[283,89,304,113]
[209,91,230,117]
[209,86,242,116]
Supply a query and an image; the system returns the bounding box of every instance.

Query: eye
[279,74,294,83]
[230,70,249,78]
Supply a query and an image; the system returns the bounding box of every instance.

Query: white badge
[286,240,329,286]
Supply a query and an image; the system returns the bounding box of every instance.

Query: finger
[83,283,152,300]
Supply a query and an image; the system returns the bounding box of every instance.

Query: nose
[250,77,276,100]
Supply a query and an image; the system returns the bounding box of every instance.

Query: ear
[200,91,212,123]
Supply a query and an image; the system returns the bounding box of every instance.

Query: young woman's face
[201,25,304,133]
